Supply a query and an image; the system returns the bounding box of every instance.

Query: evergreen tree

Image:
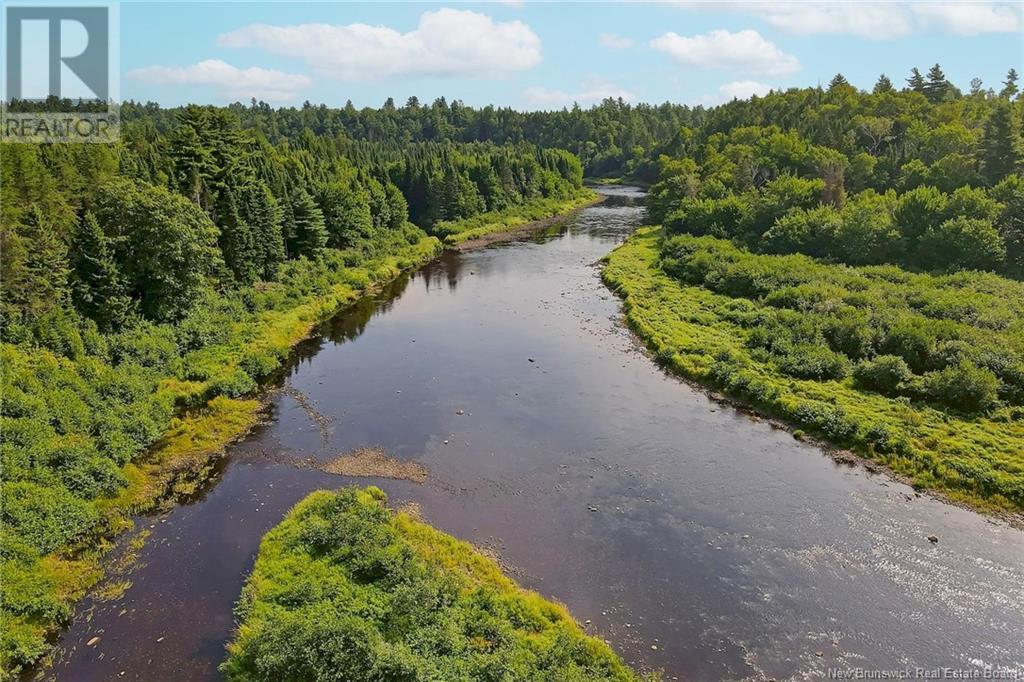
[215,187,257,284]
[978,100,1022,184]
[288,189,328,258]
[923,64,950,103]
[829,73,851,91]
[906,68,926,93]
[4,205,71,321]
[969,78,984,96]
[873,74,894,94]
[243,183,285,280]
[71,212,132,329]
[1001,68,1020,99]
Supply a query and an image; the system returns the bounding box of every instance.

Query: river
[46,187,1024,681]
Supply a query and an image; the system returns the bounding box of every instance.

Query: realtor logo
[2,1,119,142]
[6,6,109,100]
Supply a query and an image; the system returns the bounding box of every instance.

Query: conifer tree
[906,68,926,93]
[873,74,894,94]
[71,212,132,329]
[978,100,1022,184]
[1001,68,1020,99]
[288,188,328,258]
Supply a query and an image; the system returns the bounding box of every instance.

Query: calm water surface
[47,187,1024,681]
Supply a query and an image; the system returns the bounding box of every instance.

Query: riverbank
[222,487,650,681]
[432,190,600,248]
[5,189,618,677]
[2,233,442,678]
[602,227,1024,520]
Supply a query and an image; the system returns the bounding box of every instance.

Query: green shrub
[222,488,645,682]
[853,355,914,395]
[922,362,1001,414]
[778,344,850,381]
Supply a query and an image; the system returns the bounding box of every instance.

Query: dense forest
[2,62,1023,675]
[606,66,1024,512]
[0,104,585,674]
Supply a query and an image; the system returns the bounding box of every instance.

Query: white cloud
[673,2,1020,39]
[128,59,311,101]
[218,8,542,81]
[650,29,800,76]
[600,33,634,49]
[910,2,1022,35]
[523,79,635,109]
[697,79,774,105]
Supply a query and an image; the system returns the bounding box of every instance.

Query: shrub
[922,361,1000,414]
[778,344,850,381]
[853,355,914,395]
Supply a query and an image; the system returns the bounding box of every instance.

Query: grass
[0,235,443,678]
[432,191,599,246]
[222,487,653,681]
[602,227,1024,516]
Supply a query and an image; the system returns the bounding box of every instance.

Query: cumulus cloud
[673,2,1020,39]
[217,8,542,81]
[650,29,800,76]
[910,2,1021,35]
[128,59,311,101]
[600,33,634,49]
[698,80,774,105]
[523,79,635,109]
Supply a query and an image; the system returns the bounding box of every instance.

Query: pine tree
[71,212,132,329]
[1001,68,1020,99]
[906,67,926,93]
[969,78,984,96]
[978,100,1022,184]
[288,188,328,258]
[923,63,950,103]
[873,74,894,94]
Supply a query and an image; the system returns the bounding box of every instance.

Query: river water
[47,187,1024,681]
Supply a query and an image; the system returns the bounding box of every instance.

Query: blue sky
[120,2,1024,109]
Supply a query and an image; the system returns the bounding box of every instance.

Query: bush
[222,488,644,682]
[922,361,1000,414]
[853,355,914,395]
[778,344,850,381]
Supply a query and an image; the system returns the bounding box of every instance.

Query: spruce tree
[243,183,285,280]
[873,74,894,94]
[71,212,132,329]
[1001,68,1020,99]
[978,100,1022,184]
[829,73,851,91]
[215,186,257,284]
[288,189,328,258]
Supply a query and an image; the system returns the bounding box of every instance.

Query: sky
[117,1,1024,110]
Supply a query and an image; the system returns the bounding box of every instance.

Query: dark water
[47,187,1024,681]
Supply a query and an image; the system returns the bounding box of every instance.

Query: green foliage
[605,228,1024,511]
[222,487,646,682]
[853,355,914,395]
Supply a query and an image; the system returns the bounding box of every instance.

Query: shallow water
[47,187,1024,681]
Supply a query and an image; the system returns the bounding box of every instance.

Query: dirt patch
[315,447,428,483]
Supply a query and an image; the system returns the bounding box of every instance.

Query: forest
[0,104,586,674]
[606,66,1024,512]
[2,60,1023,677]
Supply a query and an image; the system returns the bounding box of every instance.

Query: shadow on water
[42,186,1024,682]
